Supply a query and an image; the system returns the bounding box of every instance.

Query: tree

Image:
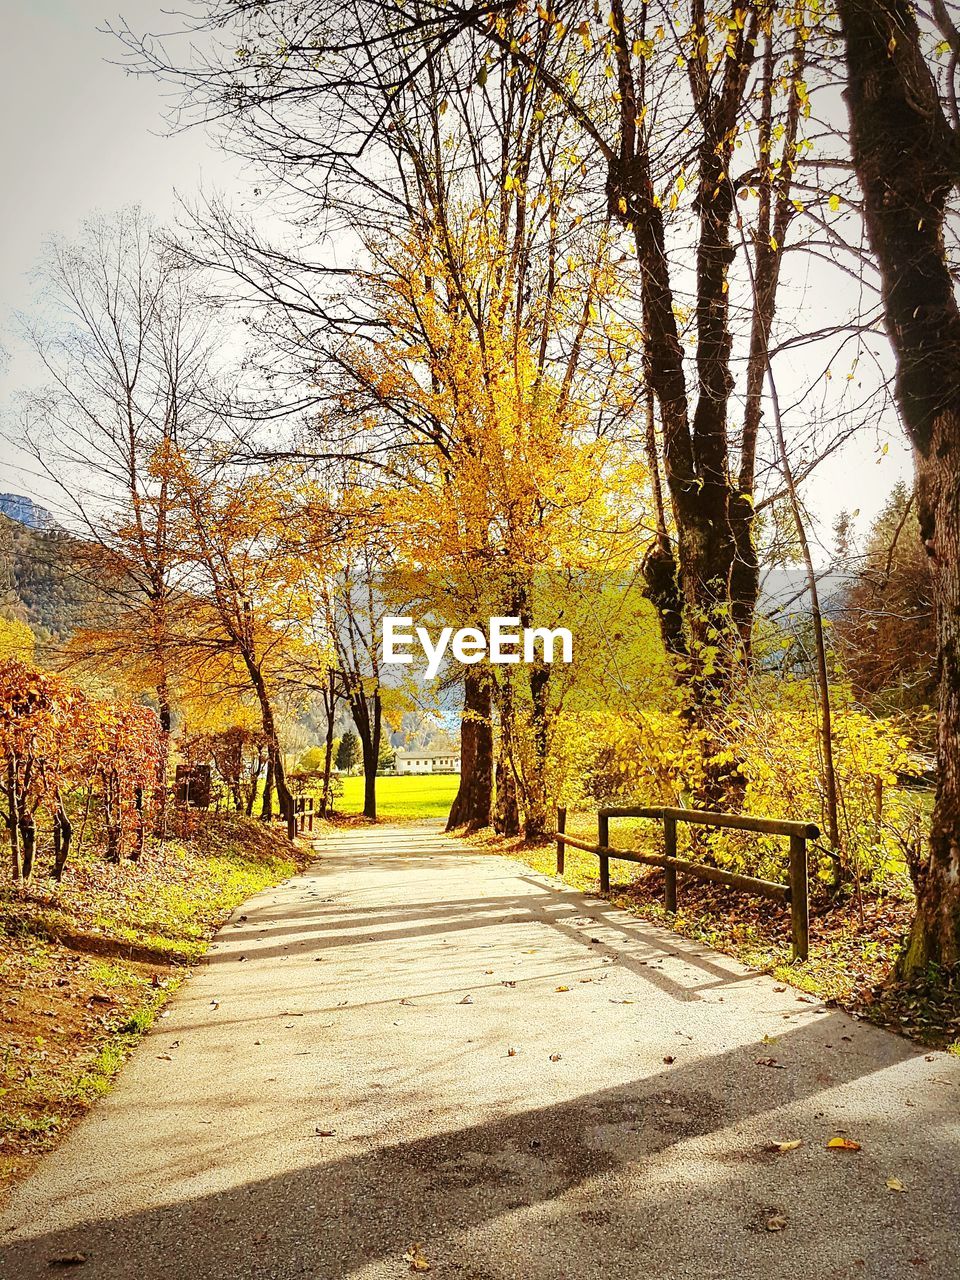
[336,730,362,775]
[836,484,937,718]
[165,455,319,833]
[837,0,960,971]
[21,210,218,819]
[377,738,396,773]
[118,1,821,808]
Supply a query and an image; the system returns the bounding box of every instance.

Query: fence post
[663,815,678,913]
[556,806,566,876]
[598,812,610,894]
[789,834,809,961]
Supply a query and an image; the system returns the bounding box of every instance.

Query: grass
[0,814,309,1192]
[336,772,460,819]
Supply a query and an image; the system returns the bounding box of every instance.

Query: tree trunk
[7,756,22,879]
[52,799,73,881]
[522,664,551,840]
[493,753,520,837]
[19,816,35,881]
[260,755,274,820]
[839,0,960,971]
[320,670,337,818]
[248,663,293,828]
[130,786,145,861]
[347,684,381,821]
[154,674,172,838]
[446,669,493,831]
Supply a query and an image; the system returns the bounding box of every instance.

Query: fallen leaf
[773,986,787,993]
[403,1244,431,1272]
[47,1255,87,1268]
[501,981,517,988]
[663,1055,675,1064]
[555,985,570,992]
[762,1034,779,1045]
[549,1053,562,1062]
[609,997,635,1004]
[826,1136,861,1151]
[156,1054,173,1062]
[458,995,474,1005]
[484,970,494,975]
[755,1057,784,1069]
[765,1213,788,1232]
[507,1047,517,1057]
[886,1177,907,1192]
[314,1128,336,1137]
[767,1139,803,1153]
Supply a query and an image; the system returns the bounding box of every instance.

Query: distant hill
[0,493,55,531]
[0,512,103,641]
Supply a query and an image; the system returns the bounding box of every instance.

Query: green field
[336,773,460,819]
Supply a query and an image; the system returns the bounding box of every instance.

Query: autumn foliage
[0,659,163,881]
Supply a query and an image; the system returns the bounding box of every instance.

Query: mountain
[0,513,102,641]
[0,493,55,531]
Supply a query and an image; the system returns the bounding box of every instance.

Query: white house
[395,750,461,775]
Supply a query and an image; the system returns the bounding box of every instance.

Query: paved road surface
[2,823,959,1279]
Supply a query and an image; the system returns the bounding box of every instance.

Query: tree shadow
[3,1013,954,1279]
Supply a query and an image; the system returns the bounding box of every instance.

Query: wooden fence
[554,804,819,960]
[291,795,315,838]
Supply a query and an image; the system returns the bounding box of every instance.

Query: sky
[0,0,239,505]
[0,0,915,554]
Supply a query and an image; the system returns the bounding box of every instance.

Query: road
[2,822,959,1279]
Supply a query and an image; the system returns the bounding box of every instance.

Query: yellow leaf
[886,1177,907,1192]
[770,1139,802,1152]
[555,985,570,992]
[829,193,841,212]
[826,1136,861,1151]
[404,1244,431,1273]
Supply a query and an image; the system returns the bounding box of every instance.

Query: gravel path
[2,822,958,1279]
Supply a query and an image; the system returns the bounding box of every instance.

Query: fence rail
[554,804,818,960]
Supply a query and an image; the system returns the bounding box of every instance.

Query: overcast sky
[0,0,914,551]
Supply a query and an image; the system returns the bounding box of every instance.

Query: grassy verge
[458,820,959,1052]
[0,815,310,1192]
[336,772,460,819]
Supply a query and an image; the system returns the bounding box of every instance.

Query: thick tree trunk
[839,0,960,971]
[606,13,758,710]
[493,754,520,837]
[446,669,493,831]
